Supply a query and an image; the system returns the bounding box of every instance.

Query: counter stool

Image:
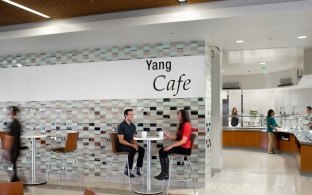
[165,133,197,195]
[47,131,80,182]
[0,134,13,169]
[108,132,131,189]
[0,181,24,195]
[84,188,97,195]
[0,132,31,172]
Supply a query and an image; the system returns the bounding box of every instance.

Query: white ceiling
[222,47,304,75]
[0,0,312,56]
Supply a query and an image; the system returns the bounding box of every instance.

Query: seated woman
[154,109,192,180]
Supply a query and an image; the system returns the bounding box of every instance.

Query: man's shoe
[124,170,136,178]
[136,167,143,176]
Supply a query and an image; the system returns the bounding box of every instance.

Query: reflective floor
[1,149,311,195]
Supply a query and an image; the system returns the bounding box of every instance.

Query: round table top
[134,136,164,141]
[21,133,47,139]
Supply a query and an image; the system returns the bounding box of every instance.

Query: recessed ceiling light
[297,36,307,39]
[177,0,188,3]
[235,40,245,43]
[2,0,51,19]
[259,62,266,65]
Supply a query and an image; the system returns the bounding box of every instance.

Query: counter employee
[267,109,280,154]
[7,106,22,182]
[305,106,312,130]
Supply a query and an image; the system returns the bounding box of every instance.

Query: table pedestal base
[24,178,47,185]
[135,188,163,194]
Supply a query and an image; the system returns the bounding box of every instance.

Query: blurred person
[117,109,145,178]
[154,109,192,180]
[7,106,22,182]
[305,106,312,130]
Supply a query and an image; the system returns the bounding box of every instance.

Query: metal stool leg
[166,156,174,195]
[59,153,63,181]
[125,156,131,190]
[187,157,196,195]
[64,153,68,182]
[182,157,190,188]
[108,154,115,183]
[47,152,52,181]
[76,152,82,183]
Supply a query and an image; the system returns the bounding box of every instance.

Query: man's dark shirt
[8,119,21,155]
[117,120,136,144]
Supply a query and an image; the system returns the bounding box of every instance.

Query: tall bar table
[21,133,47,185]
[134,136,164,194]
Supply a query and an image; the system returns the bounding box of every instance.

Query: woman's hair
[176,109,191,141]
[8,106,20,116]
[267,109,274,118]
[232,107,238,115]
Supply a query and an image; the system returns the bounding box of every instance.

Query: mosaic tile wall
[0,41,211,183]
[204,43,213,183]
[0,41,205,68]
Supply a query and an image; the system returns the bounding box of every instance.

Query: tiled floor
[1,149,312,195]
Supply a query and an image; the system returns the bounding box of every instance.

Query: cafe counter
[223,127,312,174]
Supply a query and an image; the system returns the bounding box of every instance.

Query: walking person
[7,106,22,182]
[117,109,145,178]
[154,109,192,180]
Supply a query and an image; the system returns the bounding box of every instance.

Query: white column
[211,49,223,170]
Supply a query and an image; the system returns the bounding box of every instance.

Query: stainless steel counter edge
[223,127,266,132]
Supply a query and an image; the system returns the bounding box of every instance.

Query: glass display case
[223,114,312,130]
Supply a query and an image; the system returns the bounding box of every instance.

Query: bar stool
[108,132,131,189]
[0,181,24,195]
[0,134,13,169]
[165,133,197,195]
[47,131,80,182]
[84,188,97,195]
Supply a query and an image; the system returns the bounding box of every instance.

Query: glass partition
[223,114,312,130]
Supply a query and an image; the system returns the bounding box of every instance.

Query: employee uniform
[117,120,145,170]
[305,114,312,130]
[8,118,22,181]
[267,116,277,153]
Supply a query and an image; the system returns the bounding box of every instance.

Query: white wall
[243,90,274,115]
[304,48,312,75]
[223,68,298,90]
[274,88,312,114]
[211,50,223,170]
[225,88,312,115]
[229,90,241,114]
[0,56,205,101]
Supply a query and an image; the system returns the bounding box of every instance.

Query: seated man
[117,109,145,178]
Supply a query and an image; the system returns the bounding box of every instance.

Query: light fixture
[297,36,307,39]
[2,0,51,19]
[259,62,266,65]
[235,40,245,43]
[177,0,188,3]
